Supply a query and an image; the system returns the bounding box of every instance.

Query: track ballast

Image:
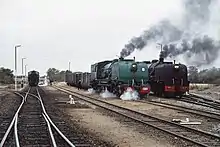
[54,86,220,147]
[0,87,97,147]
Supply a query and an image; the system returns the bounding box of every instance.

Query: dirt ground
[57,84,219,132]
[46,86,182,147]
[66,108,172,147]
[0,92,20,116]
[190,85,220,101]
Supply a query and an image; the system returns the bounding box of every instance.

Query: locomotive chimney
[174,60,176,64]
[119,56,124,61]
[133,57,135,61]
[159,51,164,63]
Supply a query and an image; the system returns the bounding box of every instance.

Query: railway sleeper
[73,144,92,147]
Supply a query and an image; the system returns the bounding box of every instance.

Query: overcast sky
[0,0,184,75]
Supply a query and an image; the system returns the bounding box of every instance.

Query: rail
[54,85,220,147]
[182,94,220,110]
[0,87,76,147]
[36,88,75,147]
[0,88,30,147]
[137,99,220,121]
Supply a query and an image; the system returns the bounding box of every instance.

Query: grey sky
[0,0,197,75]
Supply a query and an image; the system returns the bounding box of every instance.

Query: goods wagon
[65,71,91,90]
[65,70,74,86]
[65,71,82,86]
[72,72,83,87]
[81,72,91,89]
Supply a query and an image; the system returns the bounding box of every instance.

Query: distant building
[13,75,27,84]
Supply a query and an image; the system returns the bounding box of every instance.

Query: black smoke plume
[120,0,220,67]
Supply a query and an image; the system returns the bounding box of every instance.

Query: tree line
[0,66,219,85]
[46,68,68,82]
[47,66,220,84]
[188,66,220,84]
[0,67,14,84]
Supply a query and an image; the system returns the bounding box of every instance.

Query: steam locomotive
[28,70,40,87]
[65,57,151,97]
[90,57,151,97]
[148,51,189,98]
[65,52,189,98]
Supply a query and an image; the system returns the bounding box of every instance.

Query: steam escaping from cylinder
[120,87,140,101]
[86,88,96,94]
[120,0,220,67]
[100,88,116,98]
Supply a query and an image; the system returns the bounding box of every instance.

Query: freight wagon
[65,71,91,90]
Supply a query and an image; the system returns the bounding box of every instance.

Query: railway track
[54,85,220,147]
[137,99,220,121]
[180,94,220,111]
[0,87,93,147]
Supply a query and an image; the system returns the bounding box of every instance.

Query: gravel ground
[0,88,22,144]
[58,84,220,136]
[52,85,204,147]
[190,91,220,101]
[190,85,220,101]
[42,86,114,147]
[0,90,21,116]
[66,108,174,147]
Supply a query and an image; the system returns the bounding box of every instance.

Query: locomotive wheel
[118,87,123,97]
[140,94,147,99]
[111,82,120,97]
[116,92,121,97]
[107,86,113,93]
[112,87,119,97]
[113,87,121,97]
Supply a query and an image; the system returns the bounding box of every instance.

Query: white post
[69,62,71,71]
[14,45,21,91]
[21,57,26,87]
[69,95,75,104]
[25,64,27,84]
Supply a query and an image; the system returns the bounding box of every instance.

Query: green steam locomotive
[90,57,151,97]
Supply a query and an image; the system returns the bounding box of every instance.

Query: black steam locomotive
[148,51,189,98]
[28,70,40,87]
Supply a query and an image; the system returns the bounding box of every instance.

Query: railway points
[0,86,111,147]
